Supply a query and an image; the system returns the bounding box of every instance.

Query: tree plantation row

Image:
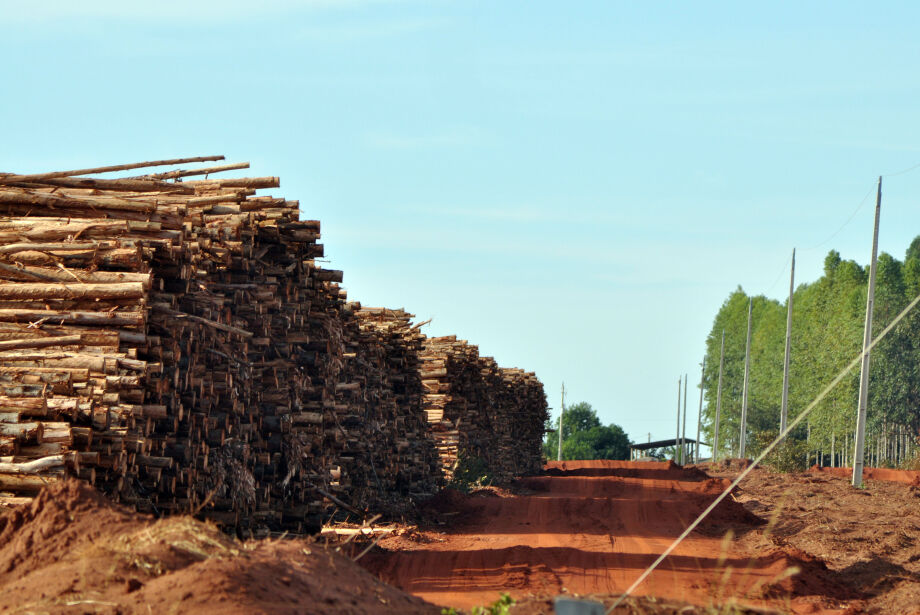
[702,239,920,468]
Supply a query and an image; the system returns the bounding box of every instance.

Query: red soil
[809,465,920,486]
[0,480,438,614]
[724,467,920,615]
[4,463,918,614]
[362,460,851,613]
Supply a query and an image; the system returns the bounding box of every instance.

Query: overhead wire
[800,182,876,252]
[801,162,920,254]
[758,251,791,298]
[882,160,920,178]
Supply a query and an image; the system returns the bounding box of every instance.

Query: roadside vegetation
[542,402,631,461]
[703,238,920,465]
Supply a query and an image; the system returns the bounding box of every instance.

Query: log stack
[0,157,347,533]
[334,305,439,516]
[420,336,548,482]
[0,156,548,531]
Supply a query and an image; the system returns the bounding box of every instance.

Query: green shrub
[903,449,920,471]
[441,593,514,615]
[750,430,809,473]
[448,455,493,493]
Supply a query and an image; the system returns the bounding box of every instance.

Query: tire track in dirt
[362,460,851,613]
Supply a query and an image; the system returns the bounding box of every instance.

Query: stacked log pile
[0,155,548,532]
[492,368,548,479]
[335,305,439,515]
[420,336,548,482]
[0,157,346,533]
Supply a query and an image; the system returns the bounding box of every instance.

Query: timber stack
[336,305,439,515]
[0,156,346,532]
[0,156,548,533]
[420,335,548,482]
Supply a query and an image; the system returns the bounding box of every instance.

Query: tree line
[702,237,920,466]
[543,402,631,461]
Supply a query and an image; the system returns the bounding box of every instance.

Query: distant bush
[903,449,920,471]
[448,455,493,492]
[750,430,809,473]
[442,593,514,615]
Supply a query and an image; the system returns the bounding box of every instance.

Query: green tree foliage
[702,239,920,463]
[542,402,631,461]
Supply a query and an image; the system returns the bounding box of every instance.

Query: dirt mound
[544,459,712,481]
[698,491,765,532]
[0,480,437,614]
[808,465,920,486]
[724,465,920,614]
[699,458,754,473]
[754,546,856,601]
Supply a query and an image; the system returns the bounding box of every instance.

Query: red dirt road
[363,460,848,613]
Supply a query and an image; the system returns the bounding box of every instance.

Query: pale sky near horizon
[4,1,920,450]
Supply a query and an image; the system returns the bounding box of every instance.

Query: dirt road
[363,460,848,613]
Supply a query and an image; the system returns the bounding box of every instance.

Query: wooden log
[0,156,225,184]
[0,454,64,474]
[0,191,158,213]
[134,162,249,180]
[0,472,62,493]
[0,335,82,350]
[0,397,47,415]
[13,176,194,194]
[0,282,145,301]
[0,309,144,326]
[0,263,151,286]
[0,422,42,442]
[0,220,164,242]
[151,305,252,338]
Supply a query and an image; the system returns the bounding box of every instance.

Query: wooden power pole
[696,359,705,463]
[713,331,725,462]
[780,249,795,435]
[675,377,682,463]
[853,177,882,487]
[739,298,753,459]
[681,373,688,464]
[557,382,565,461]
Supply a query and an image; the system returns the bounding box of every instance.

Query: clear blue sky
[4,1,920,447]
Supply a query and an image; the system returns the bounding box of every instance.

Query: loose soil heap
[719,464,920,615]
[0,479,438,614]
[808,464,920,486]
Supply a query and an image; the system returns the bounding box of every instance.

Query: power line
[800,162,920,254]
[759,251,791,297]
[883,160,920,178]
[801,182,876,252]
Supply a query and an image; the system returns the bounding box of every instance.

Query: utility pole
[780,249,795,435]
[681,373,688,464]
[696,359,705,463]
[557,382,565,461]
[739,298,753,458]
[806,422,811,467]
[853,177,882,488]
[675,377,682,463]
[713,331,725,462]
